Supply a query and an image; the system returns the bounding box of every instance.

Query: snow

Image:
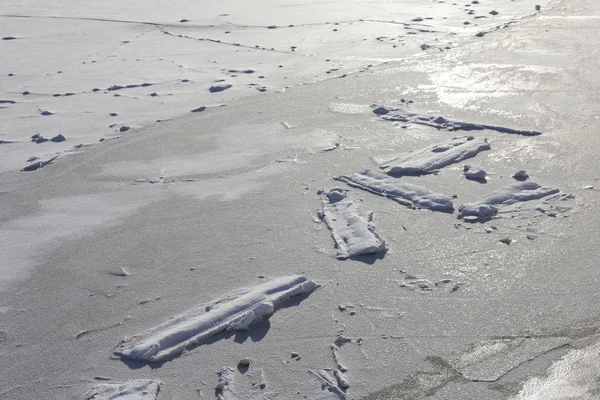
[83,379,161,400]
[335,170,454,212]
[113,275,319,362]
[320,188,387,259]
[458,181,560,221]
[375,136,491,177]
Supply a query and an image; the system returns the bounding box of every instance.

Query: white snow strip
[83,379,161,400]
[320,188,386,259]
[374,136,491,177]
[113,276,319,362]
[514,341,600,400]
[335,170,454,212]
[458,182,560,221]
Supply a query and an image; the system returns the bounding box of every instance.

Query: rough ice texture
[215,367,236,400]
[320,188,386,259]
[372,105,542,136]
[113,276,319,362]
[335,170,454,212]
[458,182,560,221]
[374,136,491,177]
[84,379,161,400]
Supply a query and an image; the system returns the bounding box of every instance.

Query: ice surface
[458,182,560,221]
[374,136,490,177]
[373,106,542,136]
[113,275,319,362]
[320,188,386,259]
[335,170,454,212]
[83,379,161,400]
[514,340,600,400]
[450,337,570,382]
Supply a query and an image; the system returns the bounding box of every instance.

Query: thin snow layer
[374,136,490,177]
[320,188,386,259]
[113,276,319,362]
[84,379,161,400]
[458,182,560,221]
[372,106,542,136]
[335,170,454,212]
[514,341,600,400]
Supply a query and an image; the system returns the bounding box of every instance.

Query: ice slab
[374,136,490,177]
[450,337,570,382]
[335,170,454,212]
[113,276,319,362]
[372,106,542,136]
[83,379,161,400]
[320,188,386,259]
[458,182,560,221]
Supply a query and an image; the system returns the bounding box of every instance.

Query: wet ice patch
[83,379,161,400]
[113,275,319,362]
[372,105,542,136]
[319,188,386,259]
[458,182,560,222]
[374,136,490,177]
[335,170,454,212]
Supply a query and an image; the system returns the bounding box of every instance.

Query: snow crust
[113,276,319,362]
[320,188,386,259]
[335,170,454,212]
[84,379,161,400]
[374,136,491,177]
[458,181,560,221]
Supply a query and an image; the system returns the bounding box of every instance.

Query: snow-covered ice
[458,181,560,221]
[83,379,161,400]
[113,275,319,362]
[320,188,386,259]
[374,136,490,177]
[335,170,454,212]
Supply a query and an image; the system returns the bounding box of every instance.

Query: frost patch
[83,379,161,400]
[335,170,454,212]
[458,182,560,222]
[319,188,386,259]
[113,276,319,362]
[374,136,490,177]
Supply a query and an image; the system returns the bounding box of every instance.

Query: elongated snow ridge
[458,181,560,221]
[372,105,542,136]
[374,136,491,177]
[113,276,319,362]
[84,379,161,400]
[335,170,454,212]
[320,188,386,259]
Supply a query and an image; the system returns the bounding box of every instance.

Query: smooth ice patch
[458,181,560,221]
[320,188,386,259]
[113,275,319,362]
[372,106,542,136]
[374,136,490,177]
[83,379,161,400]
[335,170,454,212]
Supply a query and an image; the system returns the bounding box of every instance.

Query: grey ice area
[83,379,161,400]
[372,105,542,136]
[458,181,560,221]
[450,337,570,382]
[320,188,386,259]
[335,170,454,212]
[113,276,319,362]
[374,136,491,177]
